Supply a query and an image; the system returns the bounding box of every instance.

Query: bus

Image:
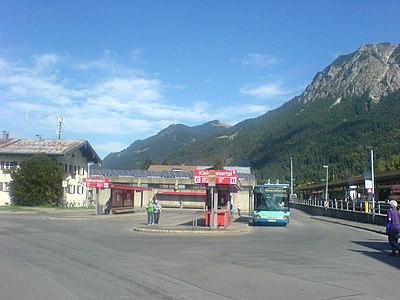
[249,183,290,225]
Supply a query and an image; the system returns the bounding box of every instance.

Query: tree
[141,156,154,170]
[9,153,65,206]
[213,158,224,170]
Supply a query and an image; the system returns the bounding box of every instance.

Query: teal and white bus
[249,183,290,225]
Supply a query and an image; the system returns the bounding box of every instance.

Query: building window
[78,166,84,175]
[67,184,76,194]
[1,182,10,192]
[159,184,175,189]
[77,185,84,194]
[1,161,17,174]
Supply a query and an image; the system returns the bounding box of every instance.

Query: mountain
[101,120,230,169]
[102,43,400,184]
[301,43,400,103]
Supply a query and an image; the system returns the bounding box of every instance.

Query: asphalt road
[0,208,397,300]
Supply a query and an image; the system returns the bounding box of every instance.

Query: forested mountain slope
[102,43,400,183]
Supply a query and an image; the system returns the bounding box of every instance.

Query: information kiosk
[194,169,238,228]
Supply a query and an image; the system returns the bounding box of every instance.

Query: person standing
[146,199,154,225]
[236,200,242,218]
[386,200,400,256]
[229,198,234,217]
[153,199,162,225]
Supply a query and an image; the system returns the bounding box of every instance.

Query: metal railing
[193,210,202,228]
[292,198,389,216]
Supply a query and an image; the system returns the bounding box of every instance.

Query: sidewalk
[133,209,250,235]
[310,215,386,235]
[1,207,250,235]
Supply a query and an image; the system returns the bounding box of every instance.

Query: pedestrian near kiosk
[386,200,400,256]
[146,199,154,225]
[230,198,234,217]
[153,199,162,225]
[236,200,242,218]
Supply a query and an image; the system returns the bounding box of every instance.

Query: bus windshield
[254,188,289,211]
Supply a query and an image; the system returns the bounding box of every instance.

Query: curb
[46,214,136,221]
[133,226,250,235]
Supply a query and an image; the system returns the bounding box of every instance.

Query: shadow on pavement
[352,240,400,270]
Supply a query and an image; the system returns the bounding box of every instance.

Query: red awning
[110,184,152,191]
[156,191,206,196]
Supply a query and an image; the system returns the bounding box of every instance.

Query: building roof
[0,138,101,164]
[148,164,252,174]
[148,164,197,172]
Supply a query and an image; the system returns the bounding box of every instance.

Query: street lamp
[290,157,293,201]
[366,146,375,222]
[323,165,329,205]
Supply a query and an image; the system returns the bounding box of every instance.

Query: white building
[0,133,101,206]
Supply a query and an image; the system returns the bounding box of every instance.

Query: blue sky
[1,1,399,159]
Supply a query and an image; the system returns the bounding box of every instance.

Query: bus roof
[255,183,289,188]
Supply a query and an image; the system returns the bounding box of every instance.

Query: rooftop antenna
[56,116,64,139]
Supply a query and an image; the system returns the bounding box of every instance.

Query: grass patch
[0,205,94,211]
[0,205,25,211]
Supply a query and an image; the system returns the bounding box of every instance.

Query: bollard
[364,201,369,213]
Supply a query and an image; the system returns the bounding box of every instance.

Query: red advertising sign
[83,178,109,188]
[194,169,238,185]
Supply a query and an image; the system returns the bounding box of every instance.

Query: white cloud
[34,53,62,68]
[0,51,279,157]
[96,141,129,155]
[240,82,291,99]
[130,48,145,63]
[235,53,278,68]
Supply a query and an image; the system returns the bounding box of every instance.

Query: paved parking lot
[0,208,396,299]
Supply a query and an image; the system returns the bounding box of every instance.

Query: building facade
[0,134,101,206]
[91,166,257,212]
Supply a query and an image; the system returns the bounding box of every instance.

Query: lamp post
[290,157,293,201]
[366,147,375,223]
[323,165,329,206]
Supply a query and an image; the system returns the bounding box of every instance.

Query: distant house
[0,132,101,206]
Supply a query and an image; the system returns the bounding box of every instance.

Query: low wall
[291,202,386,226]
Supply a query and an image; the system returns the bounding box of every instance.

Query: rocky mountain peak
[300,43,400,104]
